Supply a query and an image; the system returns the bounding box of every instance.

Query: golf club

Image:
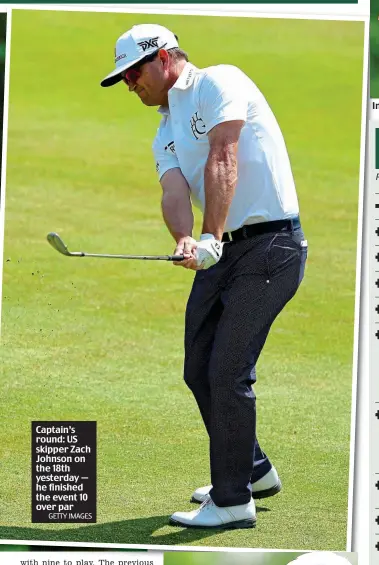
[47,232,185,261]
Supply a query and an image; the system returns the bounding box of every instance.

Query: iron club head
[47,233,83,257]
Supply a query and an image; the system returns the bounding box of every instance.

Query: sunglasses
[122,46,166,85]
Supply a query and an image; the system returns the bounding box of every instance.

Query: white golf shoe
[191,467,281,503]
[170,497,256,529]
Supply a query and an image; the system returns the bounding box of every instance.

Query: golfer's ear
[159,49,169,68]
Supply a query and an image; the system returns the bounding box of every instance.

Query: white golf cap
[287,553,352,565]
[100,23,179,87]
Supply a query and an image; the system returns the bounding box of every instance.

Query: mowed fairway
[0,10,364,549]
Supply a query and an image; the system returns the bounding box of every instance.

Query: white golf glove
[195,234,224,270]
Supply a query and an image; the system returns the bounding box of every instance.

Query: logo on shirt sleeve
[190,112,206,140]
[164,141,176,155]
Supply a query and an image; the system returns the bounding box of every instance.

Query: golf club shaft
[47,233,185,261]
[69,251,184,261]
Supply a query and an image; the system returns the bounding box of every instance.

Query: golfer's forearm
[202,145,238,241]
[161,191,194,243]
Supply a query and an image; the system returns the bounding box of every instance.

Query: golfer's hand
[173,236,199,269]
[195,234,224,270]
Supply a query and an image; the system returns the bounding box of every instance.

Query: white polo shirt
[152,63,299,232]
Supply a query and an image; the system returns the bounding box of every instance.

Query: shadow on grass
[0,508,270,547]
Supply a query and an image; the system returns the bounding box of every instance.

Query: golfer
[101,23,308,529]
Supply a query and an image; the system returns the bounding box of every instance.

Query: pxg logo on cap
[138,37,159,52]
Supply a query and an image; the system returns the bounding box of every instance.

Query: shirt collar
[157,63,197,115]
[171,62,197,91]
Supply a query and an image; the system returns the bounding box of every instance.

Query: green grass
[0,10,364,550]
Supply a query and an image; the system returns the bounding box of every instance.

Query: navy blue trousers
[184,227,307,507]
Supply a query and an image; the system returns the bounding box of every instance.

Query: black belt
[222,216,301,243]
